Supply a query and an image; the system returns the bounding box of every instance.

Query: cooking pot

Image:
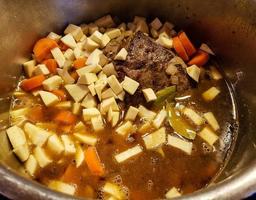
[0,0,256,199]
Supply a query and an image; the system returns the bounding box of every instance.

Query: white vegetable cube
[88,83,96,96]
[122,76,139,95]
[38,91,60,107]
[157,35,173,48]
[84,38,100,52]
[125,106,139,121]
[94,83,105,101]
[102,63,117,76]
[57,68,75,84]
[13,143,30,162]
[72,102,81,115]
[34,64,50,75]
[186,65,201,82]
[74,132,98,145]
[152,109,167,129]
[143,127,166,149]
[83,107,101,121]
[106,28,121,39]
[81,93,97,108]
[114,145,143,163]
[167,135,193,155]
[100,34,111,47]
[107,108,120,127]
[86,49,103,66]
[24,155,40,177]
[203,112,220,131]
[117,90,125,101]
[100,97,119,114]
[91,115,104,132]
[61,135,76,156]
[75,144,85,167]
[142,88,157,102]
[47,32,61,42]
[116,121,134,136]
[114,48,128,61]
[73,47,81,59]
[76,64,102,75]
[64,24,84,42]
[65,84,89,102]
[42,75,63,91]
[102,182,125,200]
[165,187,181,198]
[198,127,219,146]
[202,87,220,101]
[78,73,98,85]
[99,53,108,66]
[34,146,52,168]
[210,66,222,80]
[102,88,116,100]
[60,33,77,49]
[90,30,103,44]
[107,75,123,95]
[54,101,72,109]
[138,105,156,121]
[95,15,115,28]
[23,60,36,77]
[51,47,66,68]
[150,18,162,30]
[46,134,65,157]
[200,43,215,55]
[183,107,204,126]
[64,48,75,60]
[48,180,76,195]
[6,125,27,149]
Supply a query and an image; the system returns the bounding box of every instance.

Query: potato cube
[51,47,66,68]
[165,187,181,198]
[57,68,75,84]
[24,155,40,177]
[48,180,76,195]
[114,145,143,163]
[6,125,27,149]
[42,75,63,91]
[73,47,81,59]
[34,64,50,75]
[210,66,222,80]
[91,115,104,132]
[23,60,36,77]
[65,84,89,102]
[90,30,103,44]
[100,97,119,114]
[122,76,139,95]
[166,64,178,75]
[78,73,98,85]
[157,35,173,48]
[186,65,201,82]
[202,87,220,101]
[86,49,102,66]
[94,83,105,101]
[95,15,115,28]
[46,134,64,157]
[111,111,120,127]
[125,106,139,121]
[102,63,117,76]
[143,127,166,149]
[34,146,52,168]
[135,20,149,34]
[47,32,61,42]
[88,83,96,96]
[61,135,76,156]
[64,24,84,42]
[75,144,84,167]
[200,43,215,55]
[83,107,100,121]
[61,33,77,49]
[38,91,60,107]
[81,93,97,108]
[13,143,30,162]
[114,48,128,61]
[138,105,156,121]
[99,53,108,66]
[203,112,220,131]
[117,90,125,101]
[106,29,121,39]
[72,102,81,115]
[152,109,167,129]
[116,121,134,136]
[102,88,116,100]
[76,65,102,75]
[150,28,159,38]
[167,135,193,155]
[142,88,157,102]
[107,75,123,95]
[74,132,98,145]
[150,17,162,30]
[198,127,219,146]
[183,107,204,126]
[100,34,111,48]
[84,38,100,52]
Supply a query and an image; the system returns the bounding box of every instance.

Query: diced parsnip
[108,108,120,127]
[143,127,166,150]
[100,34,111,48]
[102,63,117,76]
[165,187,181,198]
[54,101,72,109]
[106,29,121,39]
[23,60,36,77]
[138,121,153,134]
[102,88,116,100]
[74,121,86,132]
[114,145,143,163]
[98,70,108,80]
[84,38,100,52]
[90,30,103,44]
[198,127,218,146]
[150,17,162,30]
[167,135,193,155]
[107,75,123,95]
[65,84,89,102]
[100,97,119,114]
[202,87,220,101]
[34,64,50,75]
[86,49,102,66]
[76,65,102,76]
[73,47,81,59]
[78,73,98,85]
[122,76,139,95]
[169,56,187,69]
[64,48,75,61]
[125,106,139,121]
[83,107,101,121]
[51,47,66,68]
[57,68,75,84]
[102,182,125,200]
[48,180,76,195]
[72,102,81,115]
[99,53,109,66]
[138,105,156,121]
[186,65,201,82]
[42,75,63,91]
[157,34,173,48]
[95,15,115,28]
[24,155,40,177]
[75,144,85,167]
[38,91,60,107]
[91,115,105,132]
[13,143,30,162]
[61,135,76,156]
[33,146,53,168]
[6,125,27,149]
[183,107,204,126]
[88,83,96,96]
[81,93,97,108]
[142,88,157,102]
[116,121,134,136]
[114,48,128,61]
[150,27,159,38]
[61,33,77,49]
[135,20,149,33]
[47,32,62,42]
[74,132,98,145]
[24,122,51,146]
[64,24,84,42]
[203,112,220,131]
[95,83,105,101]
[210,66,222,80]
[153,109,167,129]
[10,107,29,125]
[200,43,215,55]
[117,90,125,101]
[46,134,65,157]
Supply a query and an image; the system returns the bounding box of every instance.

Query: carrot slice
[173,36,189,61]
[27,105,44,122]
[61,164,84,184]
[20,75,45,91]
[52,89,67,101]
[54,110,76,125]
[73,58,87,69]
[85,147,105,176]
[33,38,58,62]
[59,41,69,51]
[188,50,209,66]
[178,31,197,56]
[42,59,58,74]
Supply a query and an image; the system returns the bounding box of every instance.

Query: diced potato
[64,48,75,60]
[64,24,84,42]
[95,82,105,101]
[200,43,215,55]
[167,135,193,155]
[51,47,66,68]
[90,30,103,44]
[183,107,204,126]
[34,64,50,75]
[42,75,63,91]
[100,97,119,114]
[6,125,27,149]
[142,88,157,102]
[77,65,102,76]
[125,106,139,121]
[65,84,89,102]
[117,90,125,101]
[24,155,40,177]
[74,132,98,145]
[122,76,139,95]
[116,121,134,136]
[106,29,121,39]
[138,105,156,121]
[114,145,143,163]
[13,143,30,162]
[78,73,98,85]
[47,32,62,42]
[57,68,75,84]
[83,107,101,121]
[165,64,178,75]
[135,20,149,33]
[23,60,36,77]
[54,101,72,109]
[203,112,220,131]
[34,146,52,168]
[73,47,82,59]
[61,135,76,156]
[186,65,201,82]
[48,180,76,195]
[95,15,115,28]
[72,102,81,115]
[143,127,166,149]
[74,121,86,132]
[102,63,117,76]
[38,91,60,107]
[24,122,51,146]
[108,108,120,127]
[100,34,111,48]
[152,109,167,129]
[198,127,219,146]
[88,83,96,96]
[202,87,220,101]
[210,66,222,81]
[91,115,105,132]
[150,17,162,30]
[102,182,125,200]
[75,144,85,167]
[81,93,97,108]
[138,121,153,134]
[165,187,181,198]
[102,88,116,100]
[86,49,103,66]
[114,48,128,61]
[84,38,100,52]
[99,53,109,66]
[150,28,159,38]
[46,134,65,157]
[61,33,77,49]
[107,75,123,95]
[157,35,173,48]
[10,107,29,125]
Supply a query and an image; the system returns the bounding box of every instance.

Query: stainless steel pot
[0,0,256,199]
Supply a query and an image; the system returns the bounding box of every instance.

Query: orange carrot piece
[52,89,67,101]
[173,36,189,61]
[61,164,84,184]
[70,71,79,81]
[73,58,87,69]
[85,147,105,176]
[188,50,209,66]
[59,124,73,133]
[33,38,58,62]
[54,110,76,125]
[178,31,197,56]
[20,75,45,91]
[27,105,44,122]
[59,41,69,51]
[42,59,58,74]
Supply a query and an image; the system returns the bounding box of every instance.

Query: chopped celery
[153,86,176,107]
[166,103,196,140]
